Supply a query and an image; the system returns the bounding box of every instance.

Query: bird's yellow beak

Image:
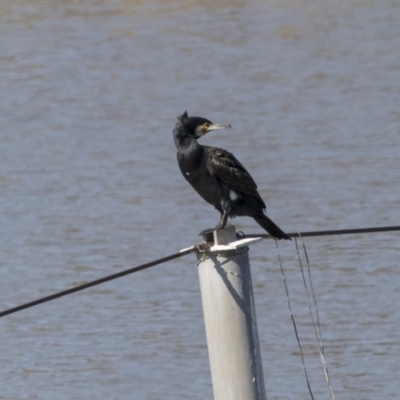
[206,123,232,133]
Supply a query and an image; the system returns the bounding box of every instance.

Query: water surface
[1,1,399,399]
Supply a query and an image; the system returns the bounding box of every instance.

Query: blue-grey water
[1,1,399,399]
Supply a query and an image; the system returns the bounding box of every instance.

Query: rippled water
[1,1,399,399]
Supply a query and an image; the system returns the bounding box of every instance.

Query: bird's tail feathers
[254,214,291,240]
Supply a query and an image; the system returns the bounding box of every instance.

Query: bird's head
[174,111,231,141]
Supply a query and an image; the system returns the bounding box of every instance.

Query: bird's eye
[201,123,209,133]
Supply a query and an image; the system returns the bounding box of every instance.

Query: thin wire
[295,236,335,400]
[242,224,400,239]
[302,236,335,399]
[275,241,315,400]
[0,246,198,319]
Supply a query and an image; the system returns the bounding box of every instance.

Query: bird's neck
[176,136,199,151]
[176,137,204,172]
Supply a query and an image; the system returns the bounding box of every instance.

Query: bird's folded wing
[206,147,265,204]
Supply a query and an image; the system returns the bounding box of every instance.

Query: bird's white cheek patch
[185,172,190,176]
[229,190,238,201]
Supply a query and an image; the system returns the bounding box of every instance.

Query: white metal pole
[196,225,267,400]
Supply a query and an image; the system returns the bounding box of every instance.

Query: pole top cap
[201,225,263,252]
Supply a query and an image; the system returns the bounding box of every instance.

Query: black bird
[173,111,291,240]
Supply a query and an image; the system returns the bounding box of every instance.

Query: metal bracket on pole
[205,236,263,252]
[195,225,267,400]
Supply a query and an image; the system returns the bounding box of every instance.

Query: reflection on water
[1,0,399,399]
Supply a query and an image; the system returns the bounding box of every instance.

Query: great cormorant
[173,111,290,240]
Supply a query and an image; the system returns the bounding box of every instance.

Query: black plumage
[173,111,290,240]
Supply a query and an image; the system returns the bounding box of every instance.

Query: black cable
[0,246,197,319]
[240,225,400,239]
[2,224,398,318]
